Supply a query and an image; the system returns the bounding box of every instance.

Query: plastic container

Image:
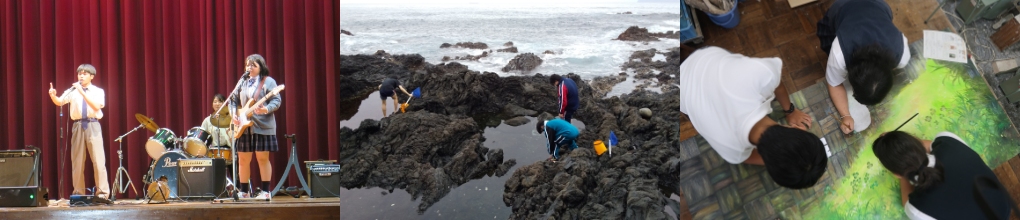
[678,0,697,41]
[594,140,607,156]
[704,0,740,29]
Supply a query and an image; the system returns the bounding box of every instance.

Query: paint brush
[894,113,920,131]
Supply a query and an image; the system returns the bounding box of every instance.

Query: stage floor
[2,196,339,219]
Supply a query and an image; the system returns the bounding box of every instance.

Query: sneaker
[93,196,113,205]
[253,191,272,200]
[236,191,249,199]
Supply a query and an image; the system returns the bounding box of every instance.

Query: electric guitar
[233,85,285,139]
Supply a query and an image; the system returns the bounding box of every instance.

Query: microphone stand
[215,74,249,202]
[110,124,145,201]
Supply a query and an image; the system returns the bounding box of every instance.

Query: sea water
[341,2,684,85]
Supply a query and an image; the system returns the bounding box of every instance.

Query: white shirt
[56,84,105,120]
[677,46,783,164]
[825,35,911,87]
[201,116,234,147]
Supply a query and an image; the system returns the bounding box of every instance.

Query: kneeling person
[536,117,578,162]
[676,46,827,189]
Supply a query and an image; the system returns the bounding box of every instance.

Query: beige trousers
[71,121,109,198]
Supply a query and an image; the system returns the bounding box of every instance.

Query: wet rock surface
[440,42,490,49]
[497,46,519,53]
[339,111,516,214]
[615,26,681,42]
[340,43,690,218]
[501,53,543,72]
[341,29,353,36]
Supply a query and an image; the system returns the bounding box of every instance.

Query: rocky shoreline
[340,26,692,219]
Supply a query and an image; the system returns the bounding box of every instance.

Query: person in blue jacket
[550,74,579,122]
[536,116,579,162]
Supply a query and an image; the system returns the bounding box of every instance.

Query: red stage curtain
[0,0,340,199]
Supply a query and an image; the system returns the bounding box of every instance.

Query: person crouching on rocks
[378,77,411,117]
[676,46,827,189]
[536,116,578,162]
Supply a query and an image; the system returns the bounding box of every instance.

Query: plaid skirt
[236,131,279,152]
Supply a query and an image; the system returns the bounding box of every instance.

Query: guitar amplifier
[308,165,340,198]
[0,187,44,207]
[0,150,39,187]
[177,158,226,199]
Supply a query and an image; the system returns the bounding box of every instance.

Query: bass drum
[147,151,188,199]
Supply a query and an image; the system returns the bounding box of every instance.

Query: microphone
[242,71,250,79]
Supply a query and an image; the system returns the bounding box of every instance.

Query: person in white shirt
[47,64,112,204]
[201,93,234,163]
[816,0,911,134]
[677,46,827,189]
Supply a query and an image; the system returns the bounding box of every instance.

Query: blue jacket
[543,118,579,159]
[558,78,579,115]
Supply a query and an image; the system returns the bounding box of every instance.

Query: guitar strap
[256,76,268,100]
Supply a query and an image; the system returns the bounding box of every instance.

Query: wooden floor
[676,0,1020,219]
[1,196,340,220]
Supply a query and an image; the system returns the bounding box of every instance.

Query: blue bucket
[704,1,740,29]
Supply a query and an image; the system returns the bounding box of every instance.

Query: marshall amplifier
[308,164,340,198]
[177,158,225,199]
[0,150,39,187]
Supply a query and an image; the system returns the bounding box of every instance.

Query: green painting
[802,58,1020,219]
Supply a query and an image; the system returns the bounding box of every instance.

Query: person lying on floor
[676,46,827,189]
[873,131,1012,220]
[817,0,911,134]
[536,116,578,163]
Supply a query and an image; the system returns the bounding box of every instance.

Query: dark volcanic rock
[503,116,531,126]
[341,29,353,36]
[616,26,659,42]
[339,111,515,214]
[543,50,557,55]
[440,42,489,49]
[497,46,518,53]
[501,53,543,72]
[503,41,514,47]
[340,44,690,219]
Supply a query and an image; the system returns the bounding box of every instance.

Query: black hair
[757,125,827,189]
[213,93,226,102]
[535,119,545,134]
[247,54,271,79]
[873,131,943,191]
[847,44,896,105]
[549,74,562,85]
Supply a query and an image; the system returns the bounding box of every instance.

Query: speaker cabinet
[0,150,39,187]
[308,165,340,198]
[177,158,226,199]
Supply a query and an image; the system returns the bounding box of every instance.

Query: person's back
[907,133,1010,219]
[545,118,578,139]
[676,46,783,163]
[559,78,579,111]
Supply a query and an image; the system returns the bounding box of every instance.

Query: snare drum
[147,151,187,199]
[183,127,211,157]
[206,147,233,164]
[145,128,176,160]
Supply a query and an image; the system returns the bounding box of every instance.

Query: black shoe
[94,196,114,205]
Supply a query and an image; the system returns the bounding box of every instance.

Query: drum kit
[110,110,234,202]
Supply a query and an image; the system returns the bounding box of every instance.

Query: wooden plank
[992,16,1020,51]
[788,0,816,8]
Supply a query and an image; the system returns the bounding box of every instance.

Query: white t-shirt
[677,46,783,164]
[826,35,911,87]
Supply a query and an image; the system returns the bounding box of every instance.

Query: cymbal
[135,113,159,133]
[210,113,231,128]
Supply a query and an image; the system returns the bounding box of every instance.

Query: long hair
[247,54,270,79]
[873,131,944,191]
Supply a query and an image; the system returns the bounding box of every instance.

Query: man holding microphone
[47,64,112,204]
